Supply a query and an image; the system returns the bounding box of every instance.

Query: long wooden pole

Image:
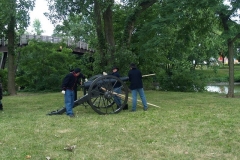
[142,73,155,77]
[101,87,160,108]
[127,96,160,108]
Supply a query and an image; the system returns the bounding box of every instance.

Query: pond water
[205,83,240,94]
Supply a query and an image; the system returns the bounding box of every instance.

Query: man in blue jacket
[62,68,81,117]
[128,63,148,111]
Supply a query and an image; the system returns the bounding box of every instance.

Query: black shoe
[143,108,148,111]
[130,110,136,112]
[123,104,128,110]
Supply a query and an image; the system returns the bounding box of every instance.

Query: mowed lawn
[0,90,240,160]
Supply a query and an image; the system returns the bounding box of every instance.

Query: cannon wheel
[88,75,128,115]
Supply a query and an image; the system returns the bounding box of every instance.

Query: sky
[27,0,54,36]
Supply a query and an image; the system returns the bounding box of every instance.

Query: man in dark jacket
[70,69,86,101]
[111,66,122,108]
[62,68,81,117]
[128,63,148,111]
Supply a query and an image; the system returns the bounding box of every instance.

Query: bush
[16,41,81,91]
[159,69,207,92]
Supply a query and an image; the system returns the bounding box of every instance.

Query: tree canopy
[1,0,240,94]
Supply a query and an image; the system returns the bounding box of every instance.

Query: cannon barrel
[83,76,129,90]
[82,73,155,90]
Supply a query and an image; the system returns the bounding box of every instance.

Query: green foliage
[75,53,95,78]
[160,71,207,92]
[91,47,138,76]
[0,0,35,34]
[125,0,226,92]
[16,41,81,91]
[159,60,208,92]
[52,14,95,43]
[31,19,44,35]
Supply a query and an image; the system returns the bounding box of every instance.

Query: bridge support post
[0,52,8,69]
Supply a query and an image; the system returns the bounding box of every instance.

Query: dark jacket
[128,68,143,90]
[62,72,78,91]
[111,71,121,88]
[75,73,86,89]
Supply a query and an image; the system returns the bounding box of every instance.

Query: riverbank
[196,64,240,83]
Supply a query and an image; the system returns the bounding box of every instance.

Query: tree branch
[123,0,158,45]
[230,33,240,44]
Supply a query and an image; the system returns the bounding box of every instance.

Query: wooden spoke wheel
[87,75,128,115]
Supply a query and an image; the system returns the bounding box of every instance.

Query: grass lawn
[1,90,240,160]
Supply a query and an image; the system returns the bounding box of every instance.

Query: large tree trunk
[219,10,240,98]
[7,15,17,95]
[103,0,115,60]
[226,33,240,97]
[93,0,107,67]
[227,39,234,97]
[94,0,115,67]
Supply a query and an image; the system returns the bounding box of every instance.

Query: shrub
[159,69,207,92]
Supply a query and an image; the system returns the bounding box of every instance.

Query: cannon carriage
[47,75,130,115]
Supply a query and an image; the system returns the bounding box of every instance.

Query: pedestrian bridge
[0,34,94,53]
[0,34,94,69]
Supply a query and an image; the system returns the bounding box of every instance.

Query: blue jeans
[65,89,74,115]
[113,87,121,107]
[131,88,148,111]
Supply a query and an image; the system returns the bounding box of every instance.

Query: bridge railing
[0,37,7,46]
[0,35,94,52]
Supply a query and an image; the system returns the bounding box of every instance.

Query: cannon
[47,75,130,115]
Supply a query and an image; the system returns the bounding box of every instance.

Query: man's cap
[112,66,119,70]
[130,63,136,68]
[74,68,81,73]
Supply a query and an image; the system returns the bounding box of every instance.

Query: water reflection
[206,83,240,94]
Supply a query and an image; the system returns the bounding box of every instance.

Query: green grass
[1,91,240,160]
